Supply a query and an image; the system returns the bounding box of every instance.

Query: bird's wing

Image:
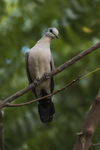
[50,56,55,92]
[25,51,33,84]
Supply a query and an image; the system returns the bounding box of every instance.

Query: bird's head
[45,27,59,39]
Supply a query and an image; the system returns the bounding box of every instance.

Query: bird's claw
[43,72,49,79]
[34,78,40,85]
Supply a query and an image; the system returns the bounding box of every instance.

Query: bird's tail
[38,90,55,123]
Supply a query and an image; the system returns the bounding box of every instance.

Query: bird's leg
[43,72,50,79]
[34,78,40,85]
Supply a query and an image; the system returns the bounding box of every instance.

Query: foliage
[0,0,100,149]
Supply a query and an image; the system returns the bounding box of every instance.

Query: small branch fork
[0,42,100,109]
[73,90,100,150]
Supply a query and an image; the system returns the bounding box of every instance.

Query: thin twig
[5,76,80,107]
[0,42,100,109]
[92,143,100,146]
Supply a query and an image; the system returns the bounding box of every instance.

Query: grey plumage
[25,27,59,123]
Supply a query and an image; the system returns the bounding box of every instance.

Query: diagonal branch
[0,42,100,109]
[73,90,100,150]
[4,76,80,108]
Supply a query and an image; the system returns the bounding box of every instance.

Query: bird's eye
[50,29,53,33]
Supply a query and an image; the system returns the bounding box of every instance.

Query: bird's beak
[53,33,59,39]
[55,35,59,39]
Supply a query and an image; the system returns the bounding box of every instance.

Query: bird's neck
[37,35,52,48]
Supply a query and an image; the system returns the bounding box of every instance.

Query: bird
[25,27,59,123]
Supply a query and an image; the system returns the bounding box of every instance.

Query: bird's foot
[34,78,40,85]
[43,72,50,79]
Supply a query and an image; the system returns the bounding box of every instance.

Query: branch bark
[0,110,5,150]
[0,42,100,109]
[73,90,100,150]
[4,76,80,107]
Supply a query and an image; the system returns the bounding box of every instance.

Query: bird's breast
[29,47,51,80]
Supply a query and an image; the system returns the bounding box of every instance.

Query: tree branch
[0,42,100,109]
[92,143,100,147]
[73,90,100,150]
[4,76,80,108]
[0,110,5,150]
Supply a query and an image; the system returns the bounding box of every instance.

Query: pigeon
[25,27,59,123]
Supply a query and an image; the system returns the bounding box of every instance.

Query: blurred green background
[0,0,100,149]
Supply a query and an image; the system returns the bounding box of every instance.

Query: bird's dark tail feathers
[38,90,55,123]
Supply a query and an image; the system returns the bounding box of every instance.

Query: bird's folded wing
[50,56,55,92]
[25,51,33,84]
